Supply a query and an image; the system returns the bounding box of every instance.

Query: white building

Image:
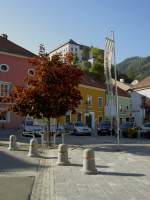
[105,86,131,124]
[49,39,83,62]
[130,75,150,126]
[49,39,101,64]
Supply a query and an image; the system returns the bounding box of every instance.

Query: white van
[22,120,44,136]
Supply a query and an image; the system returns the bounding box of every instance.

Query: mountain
[117,56,150,81]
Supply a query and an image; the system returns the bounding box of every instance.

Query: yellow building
[60,74,106,129]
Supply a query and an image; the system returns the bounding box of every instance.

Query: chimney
[1,34,8,39]
[120,79,124,83]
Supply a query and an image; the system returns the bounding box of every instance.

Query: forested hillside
[117,56,150,81]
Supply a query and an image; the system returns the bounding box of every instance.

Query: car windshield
[144,123,150,127]
[75,122,84,127]
[121,122,134,128]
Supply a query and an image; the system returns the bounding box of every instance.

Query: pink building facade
[0,34,35,129]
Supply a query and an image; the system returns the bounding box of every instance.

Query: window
[71,47,73,51]
[126,118,129,122]
[77,113,82,122]
[65,114,71,124]
[120,118,123,124]
[0,110,10,122]
[98,97,103,107]
[86,96,92,105]
[80,99,83,105]
[120,105,123,112]
[28,68,35,76]
[0,82,9,97]
[0,64,9,72]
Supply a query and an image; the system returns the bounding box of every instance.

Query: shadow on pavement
[97,171,145,177]
[0,151,47,172]
[39,155,57,159]
[70,163,109,168]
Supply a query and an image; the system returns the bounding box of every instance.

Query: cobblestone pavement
[31,136,150,200]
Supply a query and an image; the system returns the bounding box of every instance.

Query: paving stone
[30,137,150,200]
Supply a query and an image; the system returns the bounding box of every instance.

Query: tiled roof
[112,79,130,91]
[50,39,79,53]
[132,75,150,90]
[81,73,130,97]
[69,39,79,45]
[81,72,105,89]
[115,87,130,97]
[0,35,35,57]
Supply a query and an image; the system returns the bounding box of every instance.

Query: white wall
[49,43,83,62]
[131,91,145,126]
[137,88,150,98]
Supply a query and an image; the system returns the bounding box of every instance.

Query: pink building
[0,34,36,129]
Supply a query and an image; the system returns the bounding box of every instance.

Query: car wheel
[73,130,77,135]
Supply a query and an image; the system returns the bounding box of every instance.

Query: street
[1,131,150,199]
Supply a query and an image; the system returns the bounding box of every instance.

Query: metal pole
[62,132,65,144]
[53,132,56,146]
[110,96,113,136]
[111,31,120,145]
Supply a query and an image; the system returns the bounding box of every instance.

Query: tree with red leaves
[13,53,83,130]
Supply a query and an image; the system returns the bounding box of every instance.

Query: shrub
[127,128,137,138]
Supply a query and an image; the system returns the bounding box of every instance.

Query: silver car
[140,123,150,137]
[73,122,92,136]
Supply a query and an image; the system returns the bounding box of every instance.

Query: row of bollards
[8,135,97,175]
[8,135,38,157]
[57,144,97,175]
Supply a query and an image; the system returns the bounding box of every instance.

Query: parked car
[73,122,92,136]
[97,121,114,136]
[140,123,150,138]
[120,122,137,138]
[22,120,44,137]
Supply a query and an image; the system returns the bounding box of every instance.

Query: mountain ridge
[117,56,150,81]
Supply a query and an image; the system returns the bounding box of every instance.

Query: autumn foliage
[13,53,83,121]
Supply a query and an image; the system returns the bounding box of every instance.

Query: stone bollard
[57,144,70,166]
[28,138,38,157]
[8,135,17,150]
[82,148,97,175]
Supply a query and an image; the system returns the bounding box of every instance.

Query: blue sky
[0,0,150,62]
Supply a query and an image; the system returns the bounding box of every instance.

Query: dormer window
[28,68,35,76]
[0,64,9,72]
